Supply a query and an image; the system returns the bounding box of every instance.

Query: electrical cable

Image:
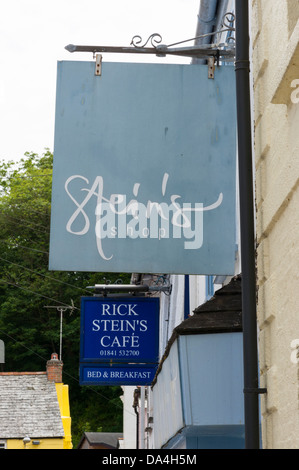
[0,326,128,416]
[0,278,79,310]
[0,239,49,255]
[0,212,49,233]
[0,255,91,295]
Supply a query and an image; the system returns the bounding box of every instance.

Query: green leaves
[0,151,84,361]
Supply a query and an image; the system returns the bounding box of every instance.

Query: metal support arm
[86,284,172,295]
[65,42,235,61]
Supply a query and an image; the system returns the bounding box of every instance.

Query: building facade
[147,276,244,449]
[121,0,299,450]
[251,0,299,449]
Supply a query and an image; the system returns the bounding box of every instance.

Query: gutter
[192,0,229,64]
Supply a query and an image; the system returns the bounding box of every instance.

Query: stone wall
[251,0,299,449]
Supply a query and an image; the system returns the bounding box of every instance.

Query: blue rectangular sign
[80,297,159,364]
[79,363,158,386]
[49,61,237,275]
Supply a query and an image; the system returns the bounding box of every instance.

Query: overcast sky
[0,0,200,163]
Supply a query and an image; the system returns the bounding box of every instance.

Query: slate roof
[77,432,123,449]
[0,372,65,439]
[177,274,242,335]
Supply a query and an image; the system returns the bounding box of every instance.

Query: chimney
[46,353,63,383]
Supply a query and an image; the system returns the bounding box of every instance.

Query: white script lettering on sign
[64,172,222,261]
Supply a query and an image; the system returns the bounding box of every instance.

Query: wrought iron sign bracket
[65,13,236,76]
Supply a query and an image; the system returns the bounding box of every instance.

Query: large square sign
[80,297,160,364]
[49,61,237,275]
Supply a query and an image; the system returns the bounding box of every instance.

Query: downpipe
[235,0,261,449]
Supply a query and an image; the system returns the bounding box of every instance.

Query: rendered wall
[55,383,72,449]
[152,340,184,449]
[6,438,64,449]
[179,333,244,427]
[151,333,244,449]
[252,0,299,449]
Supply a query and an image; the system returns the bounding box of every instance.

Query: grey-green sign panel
[49,61,236,275]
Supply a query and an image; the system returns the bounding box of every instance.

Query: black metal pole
[235,0,260,449]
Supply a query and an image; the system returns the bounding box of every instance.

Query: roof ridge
[0,371,47,376]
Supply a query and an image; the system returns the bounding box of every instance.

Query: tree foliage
[0,151,128,447]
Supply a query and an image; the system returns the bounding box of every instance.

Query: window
[0,339,4,364]
[206,275,214,300]
[0,440,7,449]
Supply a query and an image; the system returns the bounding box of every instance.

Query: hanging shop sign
[80,296,159,363]
[79,296,159,386]
[49,61,237,275]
